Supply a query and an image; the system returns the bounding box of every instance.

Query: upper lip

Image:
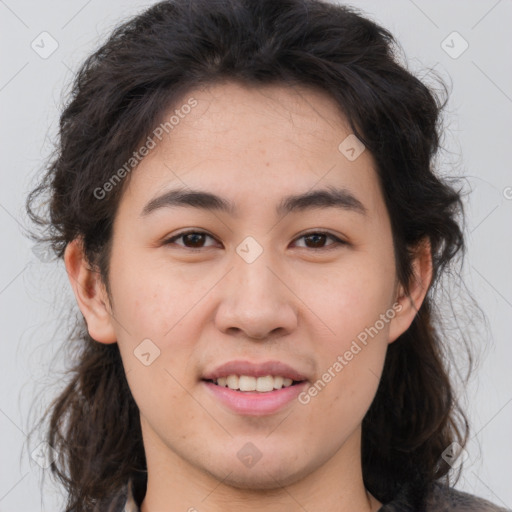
[202,360,309,382]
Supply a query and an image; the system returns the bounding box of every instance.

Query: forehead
[165,81,354,159]
[119,81,385,219]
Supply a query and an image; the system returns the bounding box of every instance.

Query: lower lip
[202,380,308,415]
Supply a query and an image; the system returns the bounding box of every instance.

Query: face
[72,81,425,491]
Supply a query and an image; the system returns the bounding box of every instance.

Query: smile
[207,375,300,392]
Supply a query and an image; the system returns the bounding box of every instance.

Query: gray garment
[377,481,510,512]
[119,480,511,511]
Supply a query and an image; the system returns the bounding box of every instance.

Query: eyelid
[164,229,220,249]
[163,229,348,250]
[291,230,347,249]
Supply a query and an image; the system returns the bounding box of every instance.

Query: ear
[64,238,117,344]
[388,237,433,344]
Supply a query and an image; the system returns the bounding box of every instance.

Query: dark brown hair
[26,0,473,509]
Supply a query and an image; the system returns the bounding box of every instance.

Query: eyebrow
[140,185,367,218]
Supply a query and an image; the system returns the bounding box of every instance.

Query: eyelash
[163,229,347,252]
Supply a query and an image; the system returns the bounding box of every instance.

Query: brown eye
[164,230,346,251]
[304,233,328,248]
[164,230,218,249]
[181,232,207,248]
[293,231,345,250]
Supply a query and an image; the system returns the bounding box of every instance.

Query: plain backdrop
[0,0,511,510]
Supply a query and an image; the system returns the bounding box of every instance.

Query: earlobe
[64,239,117,344]
[388,238,433,344]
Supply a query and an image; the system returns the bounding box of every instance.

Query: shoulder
[116,479,512,512]
[424,482,511,512]
[380,480,511,512]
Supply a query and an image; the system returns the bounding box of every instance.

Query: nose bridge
[231,233,275,285]
[214,238,298,338]
[235,253,277,301]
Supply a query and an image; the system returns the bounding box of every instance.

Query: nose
[214,249,298,341]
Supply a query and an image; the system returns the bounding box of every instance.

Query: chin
[201,456,312,491]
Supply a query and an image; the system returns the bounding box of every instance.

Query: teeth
[226,375,238,389]
[255,375,274,392]
[213,375,298,392]
[239,375,257,391]
[273,376,284,389]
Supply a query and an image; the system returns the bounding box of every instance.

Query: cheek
[109,253,213,393]
[302,316,388,439]
[108,251,194,342]
[295,254,394,410]
[297,255,396,346]
[125,363,205,453]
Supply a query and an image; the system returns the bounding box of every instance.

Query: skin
[65,81,432,512]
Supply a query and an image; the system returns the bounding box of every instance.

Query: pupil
[185,233,204,247]
[182,233,327,249]
[306,234,325,248]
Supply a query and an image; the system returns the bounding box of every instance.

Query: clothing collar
[123,479,139,512]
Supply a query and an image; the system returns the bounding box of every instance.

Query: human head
[27,0,468,509]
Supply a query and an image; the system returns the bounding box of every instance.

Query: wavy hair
[26,0,473,509]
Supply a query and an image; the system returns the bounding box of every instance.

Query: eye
[292,231,346,250]
[163,230,346,251]
[163,230,219,250]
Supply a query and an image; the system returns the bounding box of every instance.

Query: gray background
[0,0,511,510]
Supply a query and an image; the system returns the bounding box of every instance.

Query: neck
[139,423,382,512]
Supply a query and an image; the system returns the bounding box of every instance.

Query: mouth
[200,360,310,415]
[202,375,306,392]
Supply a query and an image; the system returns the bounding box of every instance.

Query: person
[26,0,511,511]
